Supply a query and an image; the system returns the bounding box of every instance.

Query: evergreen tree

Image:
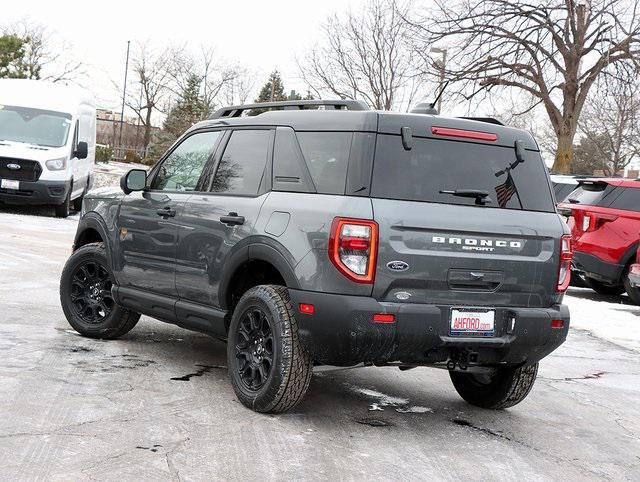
[255,70,287,103]
[0,35,30,79]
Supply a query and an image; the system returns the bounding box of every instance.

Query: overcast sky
[3,0,369,112]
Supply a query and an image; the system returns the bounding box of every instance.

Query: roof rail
[457,117,504,126]
[210,99,369,119]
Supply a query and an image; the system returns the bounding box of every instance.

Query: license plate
[450,308,495,337]
[1,179,19,190]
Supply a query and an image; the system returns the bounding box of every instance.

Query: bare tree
[406,0,640,173]
[299,0,424,110]
[2,20,84,82]
[579,65,640,175]
[123,42,172,151]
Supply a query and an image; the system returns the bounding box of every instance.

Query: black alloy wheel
[234,307,274,391]
[69,260,115,323]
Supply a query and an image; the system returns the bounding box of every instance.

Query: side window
[70,120,79,158]
[609,188,640,212]
[211,129,271,196]
[152,131,222,192]
[297,132,352,195]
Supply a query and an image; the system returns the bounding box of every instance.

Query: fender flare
[73,214,115,268]
[619,240,640,278]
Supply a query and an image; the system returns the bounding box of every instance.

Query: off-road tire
[60,242,140,339]
[450,363,538,409]
[623,275,640,305]
[55,190,71,218]
[227,285,313,413]
[584,277,625,296]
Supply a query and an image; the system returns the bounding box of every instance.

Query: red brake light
[329,217,378,284]
[373,313,395,323]
[551,319,565,329]
[431,126,498,142]
[581,212,618,232]
[299,303,315,315]
[556,234,573,292]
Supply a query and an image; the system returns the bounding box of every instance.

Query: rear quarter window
[297,132,352,195]
[608,187,640,211]
[371,135,555,212]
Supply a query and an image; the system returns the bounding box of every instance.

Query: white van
[0,79,96,217]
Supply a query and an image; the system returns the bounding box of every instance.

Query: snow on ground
[92,161,148,190]
[565,287,640,352]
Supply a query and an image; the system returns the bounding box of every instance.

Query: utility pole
[430,47,447,113]
[118,40,131,158]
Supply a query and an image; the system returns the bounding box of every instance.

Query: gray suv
[60,100,571,413]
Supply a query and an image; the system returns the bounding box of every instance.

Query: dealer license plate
[1,179,20,190]
[450,308,495,337]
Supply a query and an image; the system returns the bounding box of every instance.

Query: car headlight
[45,158,67,171]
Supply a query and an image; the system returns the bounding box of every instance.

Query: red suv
[560,179,640,302]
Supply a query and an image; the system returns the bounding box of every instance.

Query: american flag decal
[495,173,517,208]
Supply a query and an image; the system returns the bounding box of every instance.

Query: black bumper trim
[0,179,71,206]
[572,250,624,284]
[288,289,570,367]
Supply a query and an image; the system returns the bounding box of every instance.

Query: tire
[450,363,538,409]
[227,285,313,413]
[72,192,84,212]
[623,275,640,305]
[584,277,625,296]
[60,242,140,339]
[55,189,71,218]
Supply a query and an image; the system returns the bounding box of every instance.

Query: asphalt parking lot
[1,207,639,481]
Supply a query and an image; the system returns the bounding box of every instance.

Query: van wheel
[584,277,625,296]
[55,190,71,218]
[227,285,313,413]
[450,363,538,409]
[60,242,140,339]
[73,192,84,212]
[623,275,640,305]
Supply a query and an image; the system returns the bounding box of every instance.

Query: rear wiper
[440,189,493,205]
[567,198,580,203]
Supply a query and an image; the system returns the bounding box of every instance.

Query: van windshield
[0,105,72,148]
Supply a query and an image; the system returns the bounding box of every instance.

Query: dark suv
[60,100,571,413]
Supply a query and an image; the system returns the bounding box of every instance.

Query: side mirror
[75,141,88,160]
[120,169,147,194]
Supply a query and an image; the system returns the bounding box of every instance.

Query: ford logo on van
[6,163,21,170]
[387,260,409,272]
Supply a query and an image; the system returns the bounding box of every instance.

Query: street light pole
[430,47,447,112]
[118,40,131,157]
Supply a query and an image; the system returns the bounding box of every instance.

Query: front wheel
[54,190,71,218]
[450,363,538,409]
[227,285,313,413]
[60,242,140,339]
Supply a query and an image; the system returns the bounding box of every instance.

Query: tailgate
[372,199,563,308]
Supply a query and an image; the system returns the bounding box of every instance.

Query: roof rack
[210,99,369,119]
[457,117,504,126]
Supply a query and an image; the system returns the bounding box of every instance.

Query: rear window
[297,132,352,195]
[566,182,617,206]
[552,182,578,202]
[608,187,640,211]
[371,135,555,212]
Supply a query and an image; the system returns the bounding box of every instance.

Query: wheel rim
[234,308,274,391]
[69,259,115,323]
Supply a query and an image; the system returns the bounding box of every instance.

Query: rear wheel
[584,277,625,296]
[227,285,313,413]
[60,242,140,339]
[450,363,538,409]
[623,275,640,305]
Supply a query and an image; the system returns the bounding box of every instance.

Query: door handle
[220,212,245,226]
[156,206,176,218]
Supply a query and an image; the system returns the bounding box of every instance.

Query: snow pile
[565,288,640,352]
[92,161,149,189]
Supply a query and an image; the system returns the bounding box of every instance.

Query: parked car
[59,99,571,413]
[0,79,96,217]
[626,243,640,304]
[559,179,640,301]
[550,174,580,203]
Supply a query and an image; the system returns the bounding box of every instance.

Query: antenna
[410,81,449,115]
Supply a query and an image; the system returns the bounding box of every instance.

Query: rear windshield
[371,135,555,212]
[566,182,617,206]
[552,182,578,202]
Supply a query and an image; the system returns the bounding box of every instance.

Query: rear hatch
[370,131,563,308]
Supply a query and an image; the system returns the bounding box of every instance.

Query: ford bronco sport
[60,100,571,413]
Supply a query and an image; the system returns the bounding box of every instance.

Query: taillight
[581,212,617,232]
[329,217,378,284]
[431,126,498,142]
[557,235,573,292]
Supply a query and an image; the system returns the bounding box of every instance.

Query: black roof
[190,101,539,150]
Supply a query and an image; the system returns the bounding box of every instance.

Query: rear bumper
[572,250,623,284]
[289,289,570,367]
[0,179,71,206]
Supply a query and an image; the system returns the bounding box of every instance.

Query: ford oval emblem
[6,163,21,170]
[387,260,409,272]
